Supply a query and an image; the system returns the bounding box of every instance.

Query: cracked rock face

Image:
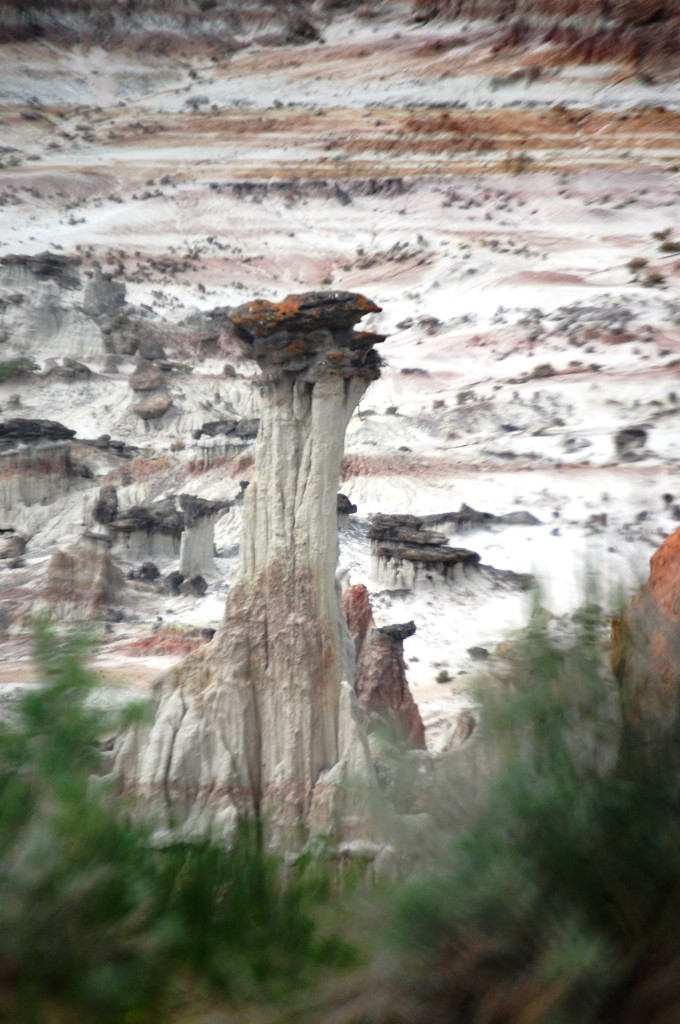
[115,291,383,843]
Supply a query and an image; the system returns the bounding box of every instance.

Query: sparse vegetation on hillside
[0,356,38,380]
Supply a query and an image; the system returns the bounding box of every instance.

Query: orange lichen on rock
[230,290,382,340]
[228,290,384,379]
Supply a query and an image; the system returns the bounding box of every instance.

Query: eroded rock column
[178,494,229,577]
[115,292,384,842]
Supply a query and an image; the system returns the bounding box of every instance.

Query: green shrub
[530,362,556,378]
[384,609,680,1024]
[0,356,38,380]
[0,623,353,1024]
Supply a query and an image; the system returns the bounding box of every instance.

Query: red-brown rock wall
[355,628,426,751]
[340,583,374,660]
[612,526,680,771]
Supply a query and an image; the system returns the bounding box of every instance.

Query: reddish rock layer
[340,583,374,660]
[340,583,425,749]
[414,0,680,77]
[612,526,680,770]
[355,623,426,750]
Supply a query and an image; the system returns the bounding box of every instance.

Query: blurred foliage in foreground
[0,623,353,1024]
[2,610,680,1024]
[381,606,680,1024]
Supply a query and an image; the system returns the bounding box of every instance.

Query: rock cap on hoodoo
[227,291,385,377]
[229,290,381,338]
[0,418,76,445]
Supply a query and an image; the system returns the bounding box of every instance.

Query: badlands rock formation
[104,492,230,573]
[178,494,230,578]
[369,512,533,593]
[0,424,86,537]
[2,0,680,769]
[115,291,387,841]
[369,512,481,590]
[108,497,184,562]
[43,532,124,621]
[357,623,426,750]
[341,583,426,749]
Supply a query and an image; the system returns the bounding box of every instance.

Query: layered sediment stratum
[115,291,384,841]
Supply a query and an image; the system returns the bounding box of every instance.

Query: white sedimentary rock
[40,532,124,621]
[178,494,229,577]
[115,291,385,843]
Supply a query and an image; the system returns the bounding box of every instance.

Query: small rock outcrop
[0,254,102,360]
[337,492,357,515]
[179,574,208,597]
[0,533,27,560]
[614,426,648,461]
[133,391,173,420]
[369,513,481,590]
[129,358,165,392]
[105,316,167,360]
[43,533,124,621]
[178,494,230,577]
[128,358,173,421]
[0,419,76,446]
[193,417,260,468]
[340,584,425,749]
[612,525,680,771]
[128,561,160,582]
[0,252,81,291]
[108,498,184,561]
[93,485,119,526]
[115,291,385,843]
[340,583,374,660]
[0,442,78,525]
[422,503,541,530]
[369,512,535,593]
[197,434,252,470]
[42,357,92,380]
[82,266,126,317]
[194,418,260,440]
[356,621,425,750]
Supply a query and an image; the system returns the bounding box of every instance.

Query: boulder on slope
[133,391,173,419]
